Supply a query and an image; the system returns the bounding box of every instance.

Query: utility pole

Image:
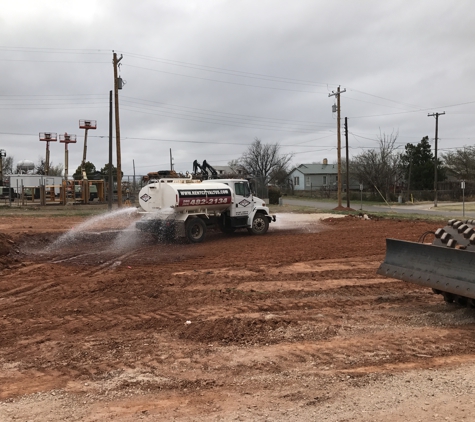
[0,149,6,186]
[428,111,445,207]
[329,86,346,209]
[113,51,123,207]
[170,148,174,171]
[344,117,350,208]
[407,154,413,202]
[133,159,136,201]
[108,90,113,211]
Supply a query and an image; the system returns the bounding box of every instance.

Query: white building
[8,175,63,195]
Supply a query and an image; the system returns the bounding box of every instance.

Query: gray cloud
[1,0,474,176]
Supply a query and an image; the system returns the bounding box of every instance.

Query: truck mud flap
[377,238,475,300]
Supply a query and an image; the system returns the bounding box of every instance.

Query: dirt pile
[0,232,14,268]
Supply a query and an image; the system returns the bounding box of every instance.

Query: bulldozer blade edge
[377,238,475,300]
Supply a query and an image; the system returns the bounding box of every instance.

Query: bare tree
[35,157,63,176]
[351,131,402,200]
[227,159,246,176]
[238,138,293,184]
[441,146,475,180]
[1,155,14,174]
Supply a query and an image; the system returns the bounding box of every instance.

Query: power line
[121,106,320,134]
[120,103,329,132]
[0,46,109,54]
[126,64,325,94]
[346,87,423,109]
[349,100,475,119]
[124,51,335,88]
[0,59,108,63]
[121,95,330,126]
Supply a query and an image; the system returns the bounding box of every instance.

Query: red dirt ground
[1,212,475,421]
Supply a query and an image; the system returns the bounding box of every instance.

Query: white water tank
[16,160,35,173]
[139,180,233,213]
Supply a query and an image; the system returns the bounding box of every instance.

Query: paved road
[282,198,475,220]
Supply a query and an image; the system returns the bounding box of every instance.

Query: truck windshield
[234,182,250,197]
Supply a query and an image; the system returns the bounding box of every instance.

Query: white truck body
[136,177,275,243]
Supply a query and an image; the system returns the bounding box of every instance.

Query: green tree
[441,146,475,180]
[100,163,122,182]
[401,136,446,190]
[72,161,97,180]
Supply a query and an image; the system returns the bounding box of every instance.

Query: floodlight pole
[79,120,97,181]
[39,132,58,175]
[59,133,77,181]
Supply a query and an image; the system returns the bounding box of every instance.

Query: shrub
[268,186,281,205]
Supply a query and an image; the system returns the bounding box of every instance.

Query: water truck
[136,176,276,243]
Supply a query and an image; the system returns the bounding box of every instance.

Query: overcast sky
[1,0,474,177]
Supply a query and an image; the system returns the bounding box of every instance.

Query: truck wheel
[186,218,206,243]
[248,212,269,235]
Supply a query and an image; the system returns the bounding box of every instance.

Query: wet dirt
[1,212,475,421]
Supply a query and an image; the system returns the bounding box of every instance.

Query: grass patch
[268,204,319,214]
[0,201,453,224]
[0,204,128,217]
[268,203,448,222]
[435,203,475,212]
[283,195,391,206]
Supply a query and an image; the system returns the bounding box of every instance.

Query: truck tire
[185,217,206,243]
[248,212,269,235]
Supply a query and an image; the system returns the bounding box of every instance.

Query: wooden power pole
[113,52,123,207]
[108,90,113,211]
[345,117,350,208]
[329,86,346,208]
[428,111,445,207]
